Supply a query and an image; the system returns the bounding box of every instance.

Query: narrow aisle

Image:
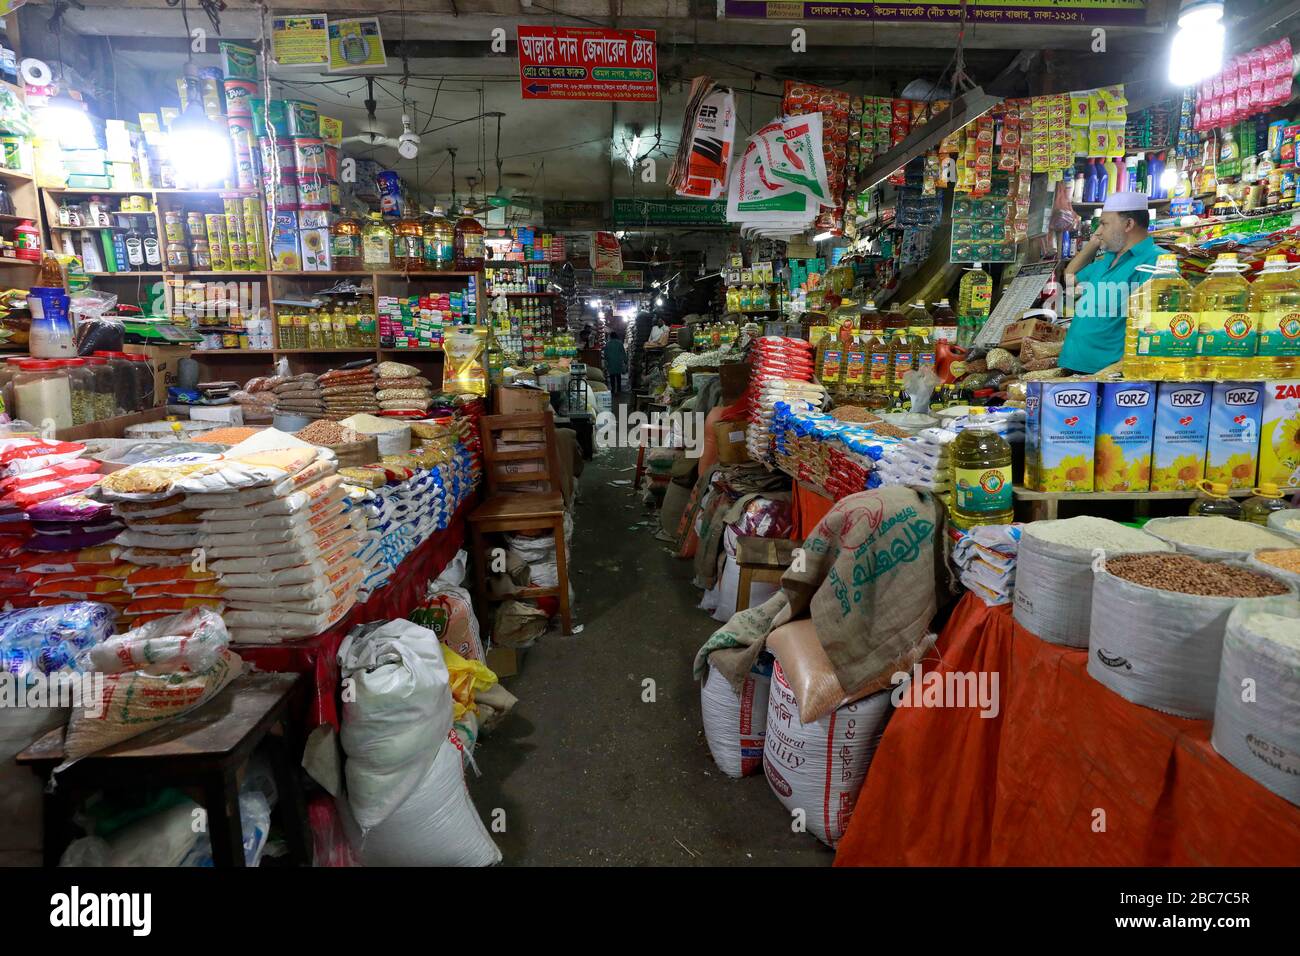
[474,435,831,866]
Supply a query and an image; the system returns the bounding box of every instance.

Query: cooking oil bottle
[1124,253,1195,381]
[1249,253,1300,379]
[952,408,1014,528]
[886,310,914,391]
[958,261,993,321]
[1193,252,1255,380]
[862,306,890,398]
[905,300,935,373]
[1188,479,1242,518]
[816,322,845,394]
[1241,483,1288,524]
[842,326,868,402]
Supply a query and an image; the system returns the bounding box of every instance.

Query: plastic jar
[59,358,93,425]
[125,353,156,411]
[81,355,115,421]
[13,359,72,430]
[0,355,24,421]
[95,350,136,414]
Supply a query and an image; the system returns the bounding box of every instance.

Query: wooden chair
[469,412,572,635]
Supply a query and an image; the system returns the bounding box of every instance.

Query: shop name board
[517,26,658,102]
[613,198,727,226]
[544,200,607,226]
[719,0,1146,25]
[593,270,645,289]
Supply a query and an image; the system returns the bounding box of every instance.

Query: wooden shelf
[192,350,276,356]
[50,224,129,232]
[1150,208,1298,238]
[379,348,444,353]
[1013,483,1300,520]
[0,213,33,223]
[84,270,165,277]
[0,256,35,266]
[0,168,32,182]
[273,348,377,354]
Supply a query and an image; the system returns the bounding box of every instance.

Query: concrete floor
[473,437,833,867]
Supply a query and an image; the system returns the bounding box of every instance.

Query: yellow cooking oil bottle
[1240,482,1289,525]
[958,262,993,319]
[885,308,914,392]
[1193,252,1255,380]
[1123,252,1195,380]
[904,300,935,373]
[952,408,1014,529]
[1188,478,1242,518]
[1248,253,1300,379]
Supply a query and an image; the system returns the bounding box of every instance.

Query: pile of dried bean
[1105,553,1289,598]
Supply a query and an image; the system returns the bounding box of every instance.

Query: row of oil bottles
[693,321,741,350]
[724,284,782,313]
[275,298,378,350]
[1123,251,1300,380]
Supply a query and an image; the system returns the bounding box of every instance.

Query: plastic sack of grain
[1142,515,1293,561]
[1248,548,1300,591]
[337,618,452,831]
[1211,598,1300,806]
[408,551,484,663]
[701,656,772,778]
[344,730,500,866]
[1088,561,1296,719]
[1266,508,1300,543]
[762,660,892,847]
[1013,517,1172,648]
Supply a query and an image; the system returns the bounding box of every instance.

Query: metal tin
[223,79,257,118]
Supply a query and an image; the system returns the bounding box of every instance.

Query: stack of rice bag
[374,361,434,418]
[745,337,822,463]
[98,437,365,643]
[874,427,957,493]
[272,373,325,419]
[950,523,1020,606]
[318,366,378,421]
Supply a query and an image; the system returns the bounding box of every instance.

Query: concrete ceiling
[24,0,1176,205]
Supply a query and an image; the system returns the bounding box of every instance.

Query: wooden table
[17,671,311,868]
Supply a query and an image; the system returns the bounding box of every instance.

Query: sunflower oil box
[1205,382,1263,490]
[1025,380,1098,492]
[1094,382,1156,491]
[1259,380,1300,488]
[1150,382,1212,491]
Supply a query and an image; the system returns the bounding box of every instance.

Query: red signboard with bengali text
[516,26,658,102]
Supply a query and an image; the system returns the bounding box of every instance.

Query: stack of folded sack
[318,366,379,421]
[272,374,325,419]
[874,427,957,493]
[951,523,1020,606]
[374,361,433,418]
[98,437,365,643]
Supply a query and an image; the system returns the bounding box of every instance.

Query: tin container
[292,137,327,175]
[296,174,332,211]
[224,80,257,118]
[283,100,320,139]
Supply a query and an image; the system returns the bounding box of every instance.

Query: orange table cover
[834,593,1300,866]
[792,482,834,540]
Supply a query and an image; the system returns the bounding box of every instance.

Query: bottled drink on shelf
[862,306,890,395]
[393,214,425,272]
[1124,253,1195,381]
[886,310,913,390]
[931,298,958,344]
[904,299,935,372]
[1249,254,1300,379]
[1192,252,1254,380]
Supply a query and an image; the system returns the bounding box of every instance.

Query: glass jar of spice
[82,355,116,421]
[125,353,155,411]
[95,350,136,414]
[59,358,93,425]
[166,241,191,272]
[191,240,212,270]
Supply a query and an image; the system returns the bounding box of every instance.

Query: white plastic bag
[762,661,892,847]
[701,658,771,778]
[337,619,452,830]
[1211,599,1300,806]
[350,732,501,867]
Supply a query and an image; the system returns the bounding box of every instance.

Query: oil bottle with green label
[1193,252,1255,380]
[953,409,1014,529]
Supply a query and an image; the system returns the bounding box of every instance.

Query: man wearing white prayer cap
[1060,190,1163,374]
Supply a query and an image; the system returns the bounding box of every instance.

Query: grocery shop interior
[0,0,1296,874]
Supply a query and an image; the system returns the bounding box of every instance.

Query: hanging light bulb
[168,69,231,188]
[1167,0,1225,88]
[35,94,95,147]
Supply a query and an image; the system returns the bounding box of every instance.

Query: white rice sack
[348,733,500,866]
[701,658,772,778]
[762,660,893,847]
[337,619,452,830]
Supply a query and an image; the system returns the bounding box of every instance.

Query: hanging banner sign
[593,270,645,290]
[613,198,727,226]
[718,0,1146,25]
[271,15,330,67]
[517,26,658,102]
[328,17,388,72]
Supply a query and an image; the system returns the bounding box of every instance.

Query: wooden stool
[17,671,310,868]
[735,536,800,611]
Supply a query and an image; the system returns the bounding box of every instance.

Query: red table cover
[834,593,1300,866]
[238,499,470,731]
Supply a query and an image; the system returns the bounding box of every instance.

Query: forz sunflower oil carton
[1205,382,1264,490]
[1150,382,1212,491]
[1025,380,1098,492]
[1094,382,1156,492]
[1259,380,1300,488]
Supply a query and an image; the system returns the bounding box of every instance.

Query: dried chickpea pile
[1105,553,1289,598]
[295,419,361,446]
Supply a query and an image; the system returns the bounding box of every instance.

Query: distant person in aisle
[604,328,627,395]
[1059,191,1163,374]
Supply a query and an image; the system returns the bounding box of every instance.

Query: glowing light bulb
[1167,0,1224,87]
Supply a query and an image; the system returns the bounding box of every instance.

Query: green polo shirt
[1060,236,1163,374]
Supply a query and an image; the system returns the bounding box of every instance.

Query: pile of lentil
[194,426,263,444]
[1253,549,1300,575]
[295,419,361,447]
[1105,553,1289,598]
